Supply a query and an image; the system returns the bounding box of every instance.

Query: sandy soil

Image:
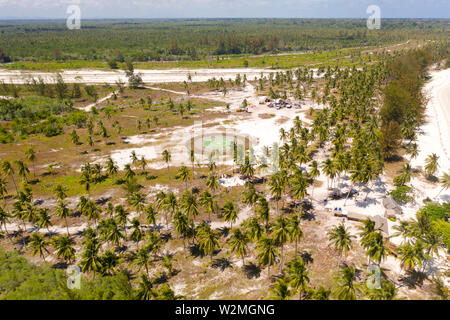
[0,68,280,85]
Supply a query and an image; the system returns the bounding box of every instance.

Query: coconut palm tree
[327,222,354,258]
[240,155,255,180]
[272,215,290,272]
[163,192,177,228]
[176,166,191,191]
[255,196,270,231]
[139,156,147,174]
[288,215,303,256]
[308,160,320,197]
[222,201,238,229]
[332,265,361,300]
[129,191,146,216]
[174,211,190,256]
[206,174,219,193]
[435,170,450,199]
[133,247,153,278]
[406,143,419,161]
[106,157,118,179]
[0,177,7,206]
[198,226,219,261]
[181,190,199,221]
[1,160,17,192]
[228,228,249,265]
[269,174,283,215]
[25,147,36,178]
[130,151,139,167]
[397,241,424,272]
[287,257,310,299]
[136,274,155,300]
[269,278,292,300]
[55,200,71,236]
[244,217,263,241]
[199,191,217,222]
[15,160,30,183]
[424,153,439,178]
[162,150,171,179]
[321,158,336,189]
[28,232,49,261]
[0,206,11,235]
[256,236,278,277]
[124,164,135,181]
[37,208,52,233]
[52,234,75,264]
[145,204,158,231]
[364,232,390,266]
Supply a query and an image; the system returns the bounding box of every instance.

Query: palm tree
[269,174,283,215]
[269,278,292,300]
[28,232,49,261]
[287,257,310,299]
[332,266,361,300]
[288,215,303,256]
[52,235,75,264]
[272,215,290,272]
[244,217,263,241]
[176,166,191,191]
[242,182,258,207]
[424,153,439,178]
[206,174,219,193]
[181,190,199,221]
[222,201,238,229]
[228,228,249,264]
[256,236,278,277]
[198,226,219,261]
[163,192,177,228]
[0,206,11,235]
[37,208,53,233]
[397,241,423,272]
[124,164,136,180]
[55,200,71,236]
[365,232,390,266]
[162,150,171,179]
[255,196,270,231]
[133,247,152,277]
[199,191,217,222]
[327,222,354,258]
[435,170,450,199]
[114,205,129,234]
[80,239,102,277]
[145,204,158,231]
[130,151,139,167]
[174,211,190,256]
[139,156,147,174]
[129,191,146,216]
[321,158,336,189]
[0,177,7,206]
[1,160,17,192]
[25,147,36,178]
[406,143,419,161]
[106,157,118,179]
[308,160,320,197]
[15,160,30,183]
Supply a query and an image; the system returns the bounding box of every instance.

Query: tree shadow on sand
[211,257,233,271]
[243,262,261,279]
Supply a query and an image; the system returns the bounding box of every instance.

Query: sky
[0,0,449,19]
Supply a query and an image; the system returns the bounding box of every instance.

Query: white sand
[0,68,280,85]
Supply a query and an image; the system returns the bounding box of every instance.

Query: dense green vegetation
[0,19,448,64]
[0,249,179,300]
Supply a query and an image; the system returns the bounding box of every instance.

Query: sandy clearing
[0,68,280,85]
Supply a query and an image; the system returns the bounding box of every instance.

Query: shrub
[388,185,413,204]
